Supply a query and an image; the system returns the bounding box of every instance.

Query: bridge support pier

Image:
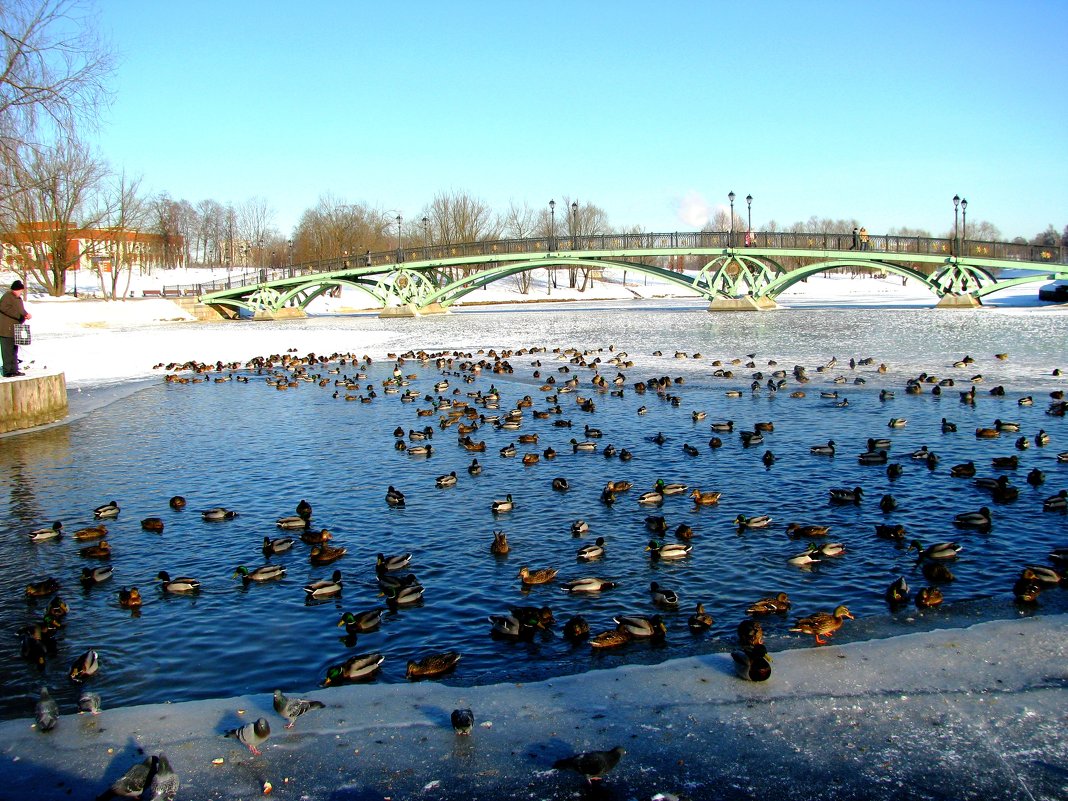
[252,307,307,320]
[379,303,421,318]
[936,294,982,309]
[708,295,779,312]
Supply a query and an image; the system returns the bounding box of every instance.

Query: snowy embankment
[1,615,1065,801]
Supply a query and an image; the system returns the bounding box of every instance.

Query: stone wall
[0,373,68,435]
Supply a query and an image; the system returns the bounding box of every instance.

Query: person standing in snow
[1,279,31,377]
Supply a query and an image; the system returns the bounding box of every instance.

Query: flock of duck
[14,343,1067,789]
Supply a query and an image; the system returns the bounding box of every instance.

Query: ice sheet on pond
[1,615,1065,801]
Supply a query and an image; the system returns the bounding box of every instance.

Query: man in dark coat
[0,279,31,377]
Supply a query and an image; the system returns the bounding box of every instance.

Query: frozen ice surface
[1,615,1065,801]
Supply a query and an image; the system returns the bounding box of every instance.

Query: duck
[645,515,668,533]
[887,462,904,480]
[589,628,631,649]
[301,528,333,545]
[746,592,791,614]
[201,507,238,521]
[809,440,836,456]
[991,455,1019,470]
[1035,430,1050,447]
[436,471,458,488]
[156,571,200,593]
[467,458,482,475]
[655,479,688,496]
[941,418,958,433]
[737,618,764,647]
[710,420,734,433]
[829,486,863,504]
[46,596,68,617]
[80,566,113,586]
[490,530,510,554]
[276,515,309,530]
[605,480,633,493]
[1027,468,1045,487]
[975,427,1000,439]
[787,544,822,566]
[169,495,187,510]
[517,566,557,585]
[571,519,591,536]
[576,537,606,561]
[295,498,313,520]
[118,586,142,609]
[858,449,888,465]
[908,540,961,560]
[233,564,286,583]
[376,552,412,573]
[310,543,347,565]
[79,540,111,559]
[406,651,461,679]
[509,605,555,627]
[762,450,776,467]
[1022,565,1061,585]
[72,524,107,540]
[563,615,590,641]
[93,501,120,519]
[322,652,385,686]
[69,649,99,683]
[646,539,691,560]
[733,514,773,530]
[1012,571,1042,604]
[488,613,540,640]
[570,438,597,452]
[649,581,679,608]
[560,576,617,594]
[491,494,514,513]
[953,506,992,530]
[303,569,342,598]
[385,486,406,507]
[381,583,425,606]
[690,489,721,505]
[922,561,955,582]
[636,489,664,506]
[950,461,977,478]
[687,603,714,634]
[337,608,384,634]
[552,477,570,491]
[140,517,165,533]
[790,605,854,645]
[885,577,910,605]
[874,523,907,541]
[1043,489,1067,512]
[25,580,60,598]
[28,521,63,542]
[732,644,772,681]
[879,494,897,513]
[916,586,944,609]
[613,614,667,640]
[786,522,831,538]
[262,536,295,556]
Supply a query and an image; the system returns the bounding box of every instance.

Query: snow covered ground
[1,615,1065,800]
[1,267,1066,800]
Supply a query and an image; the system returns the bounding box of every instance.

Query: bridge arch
[760,259,940,299]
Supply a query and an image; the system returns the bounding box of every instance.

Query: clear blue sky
[93,0,1067,239]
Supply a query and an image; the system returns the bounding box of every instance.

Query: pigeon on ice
[141,753,180,801]
[450,708,474,735]
[225,717,271,755]
[94,756,151,799]
[35,686,58,732]
[273,689,325,729]
[553,745,625,782]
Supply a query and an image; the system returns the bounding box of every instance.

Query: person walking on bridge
[1,279,31,377]
[859,227,870,251]
[850,228,859,251]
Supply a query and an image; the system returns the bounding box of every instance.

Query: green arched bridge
[168,230,1067,318]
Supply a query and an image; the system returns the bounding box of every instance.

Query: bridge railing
[166,231,1064,296]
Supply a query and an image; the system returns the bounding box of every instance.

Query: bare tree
[94,169,146,298]
[0,135,107,295]
[292,195,387,264]
[238,195,275,263]
[503,201,536,294]
[150,192,187,269]
[0,0,114,201]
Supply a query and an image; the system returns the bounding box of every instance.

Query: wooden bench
[162,288,181,297]
[142,289,162,297]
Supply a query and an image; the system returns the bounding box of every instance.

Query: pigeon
[553,745,625,782]
[141,753,180,801]
[273,689,325,729]
[451,708,474,735]
[35,686,58,731]
[95,756,151,799]
[225,717,271,755]
[78,691,102,715]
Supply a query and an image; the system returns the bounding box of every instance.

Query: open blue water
[2,302,1066,719]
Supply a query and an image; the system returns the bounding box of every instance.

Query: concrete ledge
[936,293,982,309]
[0,372,68,434]
[252,307,307,320]
[708,295,780,311]
[379,303,421,318]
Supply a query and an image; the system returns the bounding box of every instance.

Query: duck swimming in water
[93,501,120,519]
[28,521,63,542]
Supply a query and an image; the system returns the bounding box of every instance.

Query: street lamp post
[395,214,402,263]
[422,216,429,259]
[287,239,293,267]
[953,194,960,257]
[548,200,555,295]
[571,200,578,250]
[746,194,753,245]
[961,198,968,256]
[728,191,736,248]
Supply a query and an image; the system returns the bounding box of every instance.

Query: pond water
[2,302,1066,720]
